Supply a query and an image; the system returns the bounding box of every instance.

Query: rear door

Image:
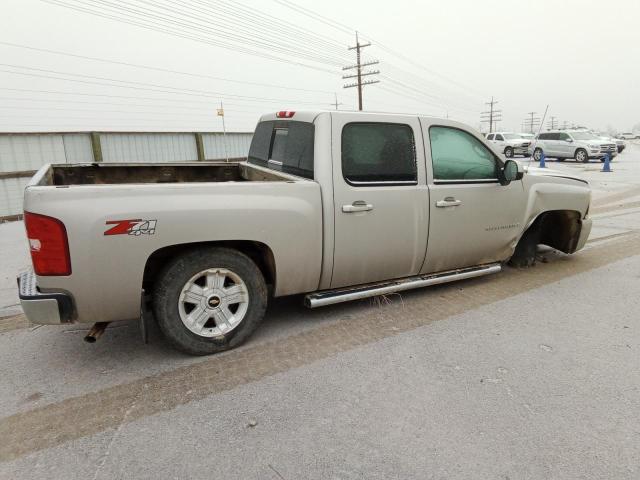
[420,120,526,273]
[330,113,429,288]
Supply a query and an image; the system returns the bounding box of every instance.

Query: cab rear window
[248,121,314,179]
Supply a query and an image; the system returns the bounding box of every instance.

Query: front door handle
[342,201,373,213]
[436,197,462,208]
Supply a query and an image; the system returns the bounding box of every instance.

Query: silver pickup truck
[18,111,592,355]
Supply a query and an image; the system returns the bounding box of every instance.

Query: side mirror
[566,138,573,142]
[501,160,520,186]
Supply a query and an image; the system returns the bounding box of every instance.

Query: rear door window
[341,123,417,185]
[248,121,314,179]
[495,134,504,141]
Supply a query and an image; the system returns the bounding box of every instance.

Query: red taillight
[24,212,71,276]
[276,111,295,118]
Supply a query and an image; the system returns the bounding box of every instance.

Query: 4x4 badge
[104,219,157,236]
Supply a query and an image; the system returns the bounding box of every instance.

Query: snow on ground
[0,221,30,318]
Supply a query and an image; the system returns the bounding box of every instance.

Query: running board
[304,263,502,308]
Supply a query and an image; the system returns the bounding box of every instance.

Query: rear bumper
[575,217,593,252]
[17,271,73,324]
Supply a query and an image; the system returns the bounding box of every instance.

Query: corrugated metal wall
[202,132,252,159]
[0,131,253,219]
[101,133,199,163]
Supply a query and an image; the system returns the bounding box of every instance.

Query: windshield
[570,132,598,140]
[502,133,521,140]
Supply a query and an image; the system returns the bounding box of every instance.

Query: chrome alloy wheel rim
[178,268,249,338]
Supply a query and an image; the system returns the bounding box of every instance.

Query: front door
[556,132,574,158]
[330,114,429,288]
[420,121,526,273]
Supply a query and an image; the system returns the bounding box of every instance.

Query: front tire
[575,148,589,163]
[508,227,540,268]
[504,147,514,158]
[154,247,268,355]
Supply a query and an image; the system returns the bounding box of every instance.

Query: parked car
[486,132,532,158]
[596,133,626,153]
[531,130,617,162]
[619,132,636,140]
[519,133,535,142]
[18,111,592,355]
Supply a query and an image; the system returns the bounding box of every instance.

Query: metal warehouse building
[0,131,253,220]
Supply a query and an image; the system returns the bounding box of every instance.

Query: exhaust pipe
[84,322,110,343]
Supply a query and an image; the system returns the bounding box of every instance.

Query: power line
[0,95,268,113]
[0,87,320,109]
[271,0,485,98]
[329,93,344,110]
[41,0,341,74]
[480,97,502,133]
[343,32,379,111]
[547,116,558,130]
[41,0,358,72]
[524,111,541,133]
[0,65,330,105]
[0,41,335,95]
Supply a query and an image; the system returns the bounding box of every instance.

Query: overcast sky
[1,0,638,133]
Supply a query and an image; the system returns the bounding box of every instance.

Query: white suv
[531,130,617,163]
[486,132,532,158]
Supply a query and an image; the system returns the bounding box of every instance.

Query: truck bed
[45,161,293,186]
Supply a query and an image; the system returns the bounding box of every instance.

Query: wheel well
[142,241,276,294]
[575,147,587,156]
[527,210,582,254]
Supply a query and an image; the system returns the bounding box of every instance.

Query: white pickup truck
[18,111,592,355]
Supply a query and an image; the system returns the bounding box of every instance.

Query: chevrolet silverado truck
[18,111,592,355]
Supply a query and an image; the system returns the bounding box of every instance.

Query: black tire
[508,227,540,268]
[504,147,514,158]
[575,148,589,163]
[533,148,543,161]
[153,247,268,355]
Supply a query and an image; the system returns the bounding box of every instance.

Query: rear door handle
[436,197,462,208]
[342,201,373,213]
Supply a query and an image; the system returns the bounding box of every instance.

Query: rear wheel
[154,247,267,355]
[575,148,589,163]
[504,147,514,158]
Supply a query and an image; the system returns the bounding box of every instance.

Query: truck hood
[524,165,589,185]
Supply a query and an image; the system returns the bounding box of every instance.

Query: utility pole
[524,111,540,133]
[342,32,379,111]
[329,92,343,110]
[547,116,558,130]
[480,97,502,133]
[217,102,228,162]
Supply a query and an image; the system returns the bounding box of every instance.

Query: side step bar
[304,263,502,308]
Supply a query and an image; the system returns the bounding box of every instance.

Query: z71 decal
[104,219,157,236]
